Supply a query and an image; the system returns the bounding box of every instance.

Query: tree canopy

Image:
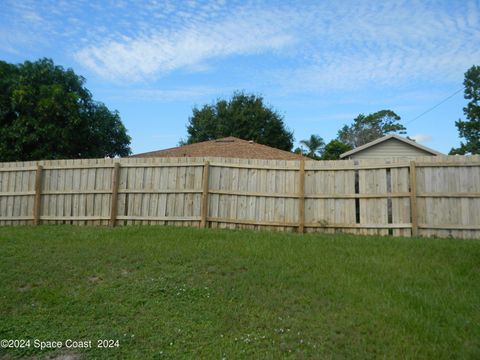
[185,92,294,151]
[321,139,352,160]
[296,137,352,160]
[0,58,131,161]
[337,110,406,148]
[299,134,325,159]
[450,65,480,155]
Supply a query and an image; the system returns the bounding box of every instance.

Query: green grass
[0,226,479,359]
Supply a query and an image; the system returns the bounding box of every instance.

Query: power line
[405,88,463,125]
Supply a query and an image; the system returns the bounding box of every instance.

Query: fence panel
[0,161,36,225]
[416,155,480,239]
[305,160,356,234]
[207,158,299,231]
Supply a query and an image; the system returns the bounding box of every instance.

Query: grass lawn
[0,226,479,359]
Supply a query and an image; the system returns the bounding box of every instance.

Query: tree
[0,58,131,161]
[450,65,480,155]
[299,134,325,159]
[337,110,406,148]
[321,139,352,160]
[293,147,303,155]
[185,92,294,151]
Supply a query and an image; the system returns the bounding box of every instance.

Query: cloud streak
[74,10,295,81]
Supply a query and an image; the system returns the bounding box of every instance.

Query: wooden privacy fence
[0,156,479,239]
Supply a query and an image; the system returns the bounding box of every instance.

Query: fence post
[409,160,418,237]
[33,164,43,226]
[298,159,306,233]
[200,161,210,228]
[110,162,121,227]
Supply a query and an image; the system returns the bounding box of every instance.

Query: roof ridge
[131,136,303,160]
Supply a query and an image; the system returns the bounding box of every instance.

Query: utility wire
[405,88,463,125]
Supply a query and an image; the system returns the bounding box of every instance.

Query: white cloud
[411,134,433,143]
[74,7,296,81]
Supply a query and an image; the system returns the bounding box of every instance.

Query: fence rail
[0,155,479,239]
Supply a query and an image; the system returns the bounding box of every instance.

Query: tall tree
[0,58,131,161]
[321,139,352,160]
[300,134,325,159]
[337,110,405,148]
[450,65,480,155]
[185,92,294,151]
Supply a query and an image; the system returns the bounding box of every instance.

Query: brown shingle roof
[131,137,303,160]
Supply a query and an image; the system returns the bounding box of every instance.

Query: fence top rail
[415,162,480,167]
[0,163,206,171]
[209,162,299,170]
[0,167,37,172]
[121,163,204,168]
[207,162,411,171]
[43,164,116,170]
[306,163,410,171]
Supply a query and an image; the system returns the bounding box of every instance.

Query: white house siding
[346,138,435,160]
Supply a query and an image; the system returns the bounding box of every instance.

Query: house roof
[340,134,443,159]
[131,137,303,160]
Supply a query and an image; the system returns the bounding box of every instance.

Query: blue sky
[1,0,479,155]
